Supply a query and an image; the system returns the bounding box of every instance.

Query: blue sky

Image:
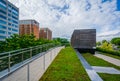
[9,0,120,41]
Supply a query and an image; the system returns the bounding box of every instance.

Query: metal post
[22,52,23,63]
[50,49,52,61]
[43,53,45,70]
[27,64,30,81]
[30,48,32,58]
[8,52,11,72]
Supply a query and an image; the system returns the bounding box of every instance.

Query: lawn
[39,47,90,81]
[82,53,120,81]
[97,52,120,60]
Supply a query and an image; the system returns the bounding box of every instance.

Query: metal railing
[0,43,56,72]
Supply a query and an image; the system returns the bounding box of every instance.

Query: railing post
[27,64,30,81]
[22,52,24,63]
[8,52,11,72]
[30,48,32,58]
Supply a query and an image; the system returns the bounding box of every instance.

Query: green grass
[97,52,120,60]
[98,73,120,81]
[82,53,120,81]
[39,47,90,81]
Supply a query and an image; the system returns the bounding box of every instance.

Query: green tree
[96,42,101,46]
[102,40,108,44]
[111,37,120,46]
[100,42,113,50]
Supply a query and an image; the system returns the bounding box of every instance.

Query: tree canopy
[111,37,120,46]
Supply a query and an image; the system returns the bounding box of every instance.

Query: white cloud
[9,0,120,41]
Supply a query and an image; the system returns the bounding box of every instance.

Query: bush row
[96,47,120,56]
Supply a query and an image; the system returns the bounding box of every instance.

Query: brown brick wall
[39,28,52,40]
[19,24,39,39]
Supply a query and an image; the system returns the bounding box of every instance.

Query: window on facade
[0,0,6,10]
[8,28,11,30]
[12,20,18,24]
[12,15,18,20]
[0,30,6,34]
[0,20,6,24]
[12,28,18,32]
[0,9,6,14]
[0,14,6,19]
[8,23,11,26]
[0,25,6,29]
[0,35,6,39]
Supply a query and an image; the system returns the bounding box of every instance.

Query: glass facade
[0,0,19,41]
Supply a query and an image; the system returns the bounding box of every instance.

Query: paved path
[94,52,120,66]
[92,66,120,74]
[75,50,103,81]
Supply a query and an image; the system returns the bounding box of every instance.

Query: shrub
[96,47,120,56]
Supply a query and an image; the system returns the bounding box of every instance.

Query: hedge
[96,47,120,56]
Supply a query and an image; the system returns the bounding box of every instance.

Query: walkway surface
[92,66,120,74]
[94,52,120,66]
[75,50,103,81]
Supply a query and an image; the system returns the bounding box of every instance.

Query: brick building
[19,20,39,39]
[39,28,52,40]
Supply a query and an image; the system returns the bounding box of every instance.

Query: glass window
[12,15,18,20]
[15,25,18,28]
[0,14,6,19]
[8,32,11,35]
[0,25,6,29]
[0,35,6,39]
[8,23,11,26]
[0,9,6,14]
[8,28,11,30]
[0,20,6,24]
[12,20,18,24]
[0,30,6,34]
[8,13,11,16]
[12,28,18,32]
[0,0,6,10]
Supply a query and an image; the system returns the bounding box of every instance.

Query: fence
[0,43,62,80]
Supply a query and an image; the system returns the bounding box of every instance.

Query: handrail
[0,43,57,73]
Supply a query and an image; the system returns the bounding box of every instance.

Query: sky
[9,0,120,41]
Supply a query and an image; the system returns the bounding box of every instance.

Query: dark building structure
[71,29,96,54]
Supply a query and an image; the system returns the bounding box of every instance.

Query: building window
[0,30,6,34]
[0,0,7,10]
[12,28,18,32]
[0,14,6,19]
[12,15,18,20]
[8,23,11,26]
[8,32,11,35]
[8,28,11,30]
[0,20,6,24]
[0,35,6,39]
[12,20,18,24]
[0,9,6,14]
[0,25,6,29]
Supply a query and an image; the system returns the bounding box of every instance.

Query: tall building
[39,28,52,40]
[19,20,39,39]
[0,0,19,41]
[117,0,120,11]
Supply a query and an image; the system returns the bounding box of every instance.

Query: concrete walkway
[75,50,103,81]
[92,66,120,74]
[94,53,120,66]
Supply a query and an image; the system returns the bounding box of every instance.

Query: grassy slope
[82,53,120,81]
[39,47,90,81]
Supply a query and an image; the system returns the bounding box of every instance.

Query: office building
[39,28,52,40]
[19,20,39,39]
[0,0,19,41]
